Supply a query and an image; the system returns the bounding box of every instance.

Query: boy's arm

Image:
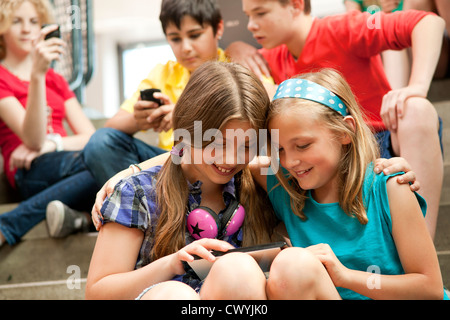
[408,14,445,96]
[380,14,445,130]
[104,108,139,135]
[105,67,163,135]
[104,86,143,135]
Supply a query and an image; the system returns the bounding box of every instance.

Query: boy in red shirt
[228,0,445,239]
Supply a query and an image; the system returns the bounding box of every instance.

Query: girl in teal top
[258,68,447,299]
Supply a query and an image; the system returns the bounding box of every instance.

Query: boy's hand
[133,100,160,131]
[225,41,271,80]
[134,93,173,132]
[380,84,427,132]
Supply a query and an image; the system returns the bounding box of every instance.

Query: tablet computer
[187,241,288,280]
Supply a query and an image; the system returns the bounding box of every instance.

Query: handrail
[83,0,94,86]
[68,0,84,91]
[48,0,94,99]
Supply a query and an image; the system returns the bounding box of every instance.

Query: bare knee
[200,252,266,300]
[139,281,199,300]
[267,247,338,300]
[267,248,321,296]
[401,98,438,132]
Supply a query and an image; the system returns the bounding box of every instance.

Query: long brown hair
[267,68,379,224]
[151,61,276,260]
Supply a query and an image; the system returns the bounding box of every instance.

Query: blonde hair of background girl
[0,0,55,60]
[152,61,276,260]
[267,68,380,224]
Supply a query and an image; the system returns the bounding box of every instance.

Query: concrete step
[436,204,450,292]
[429,78,450,103]
[433,100,450,206]
[436,204,450,252]
[0,220,96,300]
[441,163,450,205]
[435,100,450,126]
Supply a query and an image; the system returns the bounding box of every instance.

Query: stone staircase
[430,79,450,296]
[0,79,449,300]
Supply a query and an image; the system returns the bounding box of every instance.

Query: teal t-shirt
[267,164,447,300]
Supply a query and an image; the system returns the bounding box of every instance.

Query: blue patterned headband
[273,79,349,116]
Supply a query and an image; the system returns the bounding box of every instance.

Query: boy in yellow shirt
[83,0,227,185]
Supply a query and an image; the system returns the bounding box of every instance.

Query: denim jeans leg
[15,151,92,200]
[82,127,165,186]
[0,151,97,245]
[0,170,97,245]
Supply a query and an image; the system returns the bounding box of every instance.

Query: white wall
[85,0,164,117]
[85,0,346,118]
[312,0,346,17]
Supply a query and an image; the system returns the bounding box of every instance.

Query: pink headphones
[186,200,245,240]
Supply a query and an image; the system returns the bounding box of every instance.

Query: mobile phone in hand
[42,24,61,40]
[140,88,163,106]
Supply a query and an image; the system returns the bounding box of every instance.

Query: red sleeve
[46,69,76,102]
[341,10,435,58]
[0,69,14,100]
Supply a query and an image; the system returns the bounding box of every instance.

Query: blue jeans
[82,128,166,186]
[0,151,98,245]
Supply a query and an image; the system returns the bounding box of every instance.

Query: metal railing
[49,0,95,103]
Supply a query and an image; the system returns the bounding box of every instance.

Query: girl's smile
[212,163,236,176]
[269,107,344,203]
[293,167,313,179]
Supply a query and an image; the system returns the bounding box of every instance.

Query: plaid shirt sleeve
[101,173,157,232]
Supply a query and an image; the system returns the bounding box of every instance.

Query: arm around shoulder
[409,14,446,94]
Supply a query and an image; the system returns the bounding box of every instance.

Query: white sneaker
[46,200,88,238]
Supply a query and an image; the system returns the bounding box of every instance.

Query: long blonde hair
[0,0,55,60]
[267,68,379,224]
[152,61,276,260]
